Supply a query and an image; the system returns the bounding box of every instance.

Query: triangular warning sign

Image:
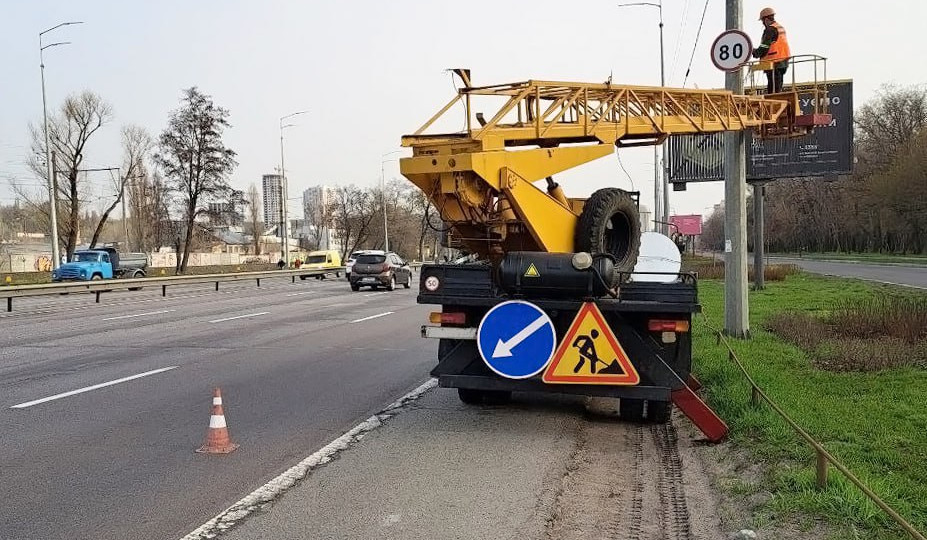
[524,263,540,278]
[543,302,640,385]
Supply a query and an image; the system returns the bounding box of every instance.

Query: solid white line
[180,378,437,540]
[362,292,387,297]
[349,311,394,323]
[208,312,270,324]
[286,291,315,297]
[101,309,175,321]
[10,366,179,409]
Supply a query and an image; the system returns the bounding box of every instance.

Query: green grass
[693,273,927,539]
[776,252,927,266]
[1,263,280,286]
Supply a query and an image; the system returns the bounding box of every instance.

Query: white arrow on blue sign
[477,300,556,379]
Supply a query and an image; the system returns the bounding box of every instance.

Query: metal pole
[381,161,388,251]
[753,183,765,290]
[279,122,288,266]
[121,170,130,250]
[659,0,670,234]
[723,0,750,338]
[40,42,61,269]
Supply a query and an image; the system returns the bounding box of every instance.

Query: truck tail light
[648,319,690,333]
[429,311,466,325]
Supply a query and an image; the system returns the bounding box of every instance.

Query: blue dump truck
[51,247,149,283]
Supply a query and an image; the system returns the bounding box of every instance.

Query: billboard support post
[752,182,766,290]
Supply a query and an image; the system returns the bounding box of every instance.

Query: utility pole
[723,0,750,337]
[40,21,83,268]
[752,183,765,290]
[381,150,402,251]
[120,169,130,250]
[617,1,665,233]
[279,110,308,267]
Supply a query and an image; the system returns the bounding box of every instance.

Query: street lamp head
[40,21,84,37]
[40,41,72,52]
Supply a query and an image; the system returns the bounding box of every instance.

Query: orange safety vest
[765,22,791,62]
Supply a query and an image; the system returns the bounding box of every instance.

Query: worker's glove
[752,48,763,59]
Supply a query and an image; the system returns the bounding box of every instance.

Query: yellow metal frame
[399,79,801,258]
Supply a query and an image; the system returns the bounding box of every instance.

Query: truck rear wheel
[575,188,641,278]
[457,388,512,405]
[647,401,672,423]
[620,398,645,422]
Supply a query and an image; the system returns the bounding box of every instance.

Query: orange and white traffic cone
[196,387,239,454]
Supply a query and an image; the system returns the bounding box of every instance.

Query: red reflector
[648,319,690,332]
[440,312,466,325]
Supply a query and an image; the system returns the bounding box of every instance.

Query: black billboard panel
[667,80,854,183]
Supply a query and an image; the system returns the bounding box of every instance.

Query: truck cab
[52,250,115,281]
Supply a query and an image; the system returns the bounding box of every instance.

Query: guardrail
[701,312,926,540]
[0,267,345,312]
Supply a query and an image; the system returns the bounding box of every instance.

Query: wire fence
[699,312,926,540]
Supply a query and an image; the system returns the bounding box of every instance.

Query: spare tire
[575,188,641,276]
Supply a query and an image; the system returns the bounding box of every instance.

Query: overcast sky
[2,0,925,221]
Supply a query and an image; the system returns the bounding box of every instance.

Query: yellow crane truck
[401,69,829,442]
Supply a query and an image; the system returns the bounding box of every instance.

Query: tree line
[2,86,447,272]
[701,84,927,254]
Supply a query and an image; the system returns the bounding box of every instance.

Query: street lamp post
[279,110,308,266]
[617,2,666,233]
[40,20,83,268]
[381,150,402,251]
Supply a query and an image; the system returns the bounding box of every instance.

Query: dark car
[349,251,412,291]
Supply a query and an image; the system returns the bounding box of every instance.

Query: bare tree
[129,170,170,253]
[330,185,376,259]
[244,183,262,254]
[23,91,113,258]
[304,190,334,251]
[87,125,153,249]
[154,87,237,273]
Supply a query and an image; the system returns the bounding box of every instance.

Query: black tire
[403,275,411,289]
[647,401,672,424]
[575,188,641,276]
[350,283,360,291]
[300,275,307,280]
[91,274,103,281]
[620,398,645,423]
[458,388,483,405]
[386,275,396,291]
[336,272,341,278]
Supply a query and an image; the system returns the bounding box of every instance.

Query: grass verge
[693,273,927,539]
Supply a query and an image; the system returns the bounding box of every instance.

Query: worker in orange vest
[752,7,791,94]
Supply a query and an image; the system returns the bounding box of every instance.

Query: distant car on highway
[298,250,342,280]
[345,250,371,278]
[349,251,412,291]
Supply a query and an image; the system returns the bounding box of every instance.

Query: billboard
[667,79,854,184]
[670,215,703,236]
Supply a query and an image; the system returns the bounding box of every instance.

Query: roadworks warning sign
[542,302,640,385]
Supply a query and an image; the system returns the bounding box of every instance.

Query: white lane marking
[349,311,394,323]
[208,312,270,324]
[101,309,176,321]
[10,366,179,409]
[821,274,927,290]
[286,291,316,297]
[180,378,437,540]
[362,292,388,297]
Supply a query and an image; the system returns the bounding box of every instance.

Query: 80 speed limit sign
[710,30,753,71]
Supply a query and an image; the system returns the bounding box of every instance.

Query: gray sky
[2,0,924,221]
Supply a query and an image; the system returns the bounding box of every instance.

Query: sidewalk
[195,386,726,540]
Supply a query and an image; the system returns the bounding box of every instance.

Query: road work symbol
[477,300,556,379]
[524,263,540,278]
[543,302,640,385]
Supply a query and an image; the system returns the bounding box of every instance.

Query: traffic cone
[196,388,239,454]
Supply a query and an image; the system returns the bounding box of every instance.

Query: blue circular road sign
[477,300,556,379]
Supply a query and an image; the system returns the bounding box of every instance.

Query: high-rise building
[262,174,283,232]
[302,185,335,226]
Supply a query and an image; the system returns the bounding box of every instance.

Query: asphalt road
[0,276,435,540]
[769,256,927,289]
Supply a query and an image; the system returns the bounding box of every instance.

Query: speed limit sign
[710,30,753,71]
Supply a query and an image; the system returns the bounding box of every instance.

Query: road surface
[0,277,433,540]
[770,256,927,289]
